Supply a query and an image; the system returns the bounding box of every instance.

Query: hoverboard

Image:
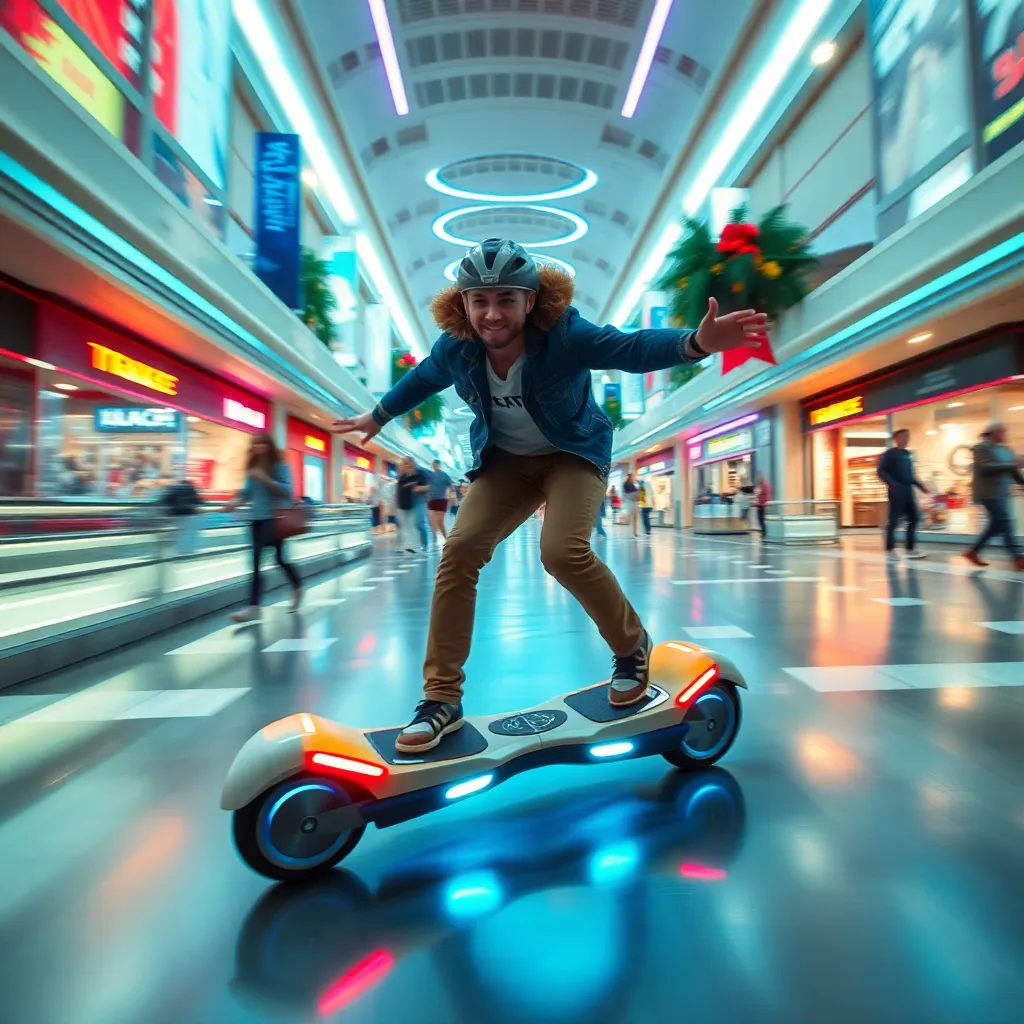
[222,641,747,881]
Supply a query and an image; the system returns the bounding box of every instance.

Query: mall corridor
[0,526,1022,1024]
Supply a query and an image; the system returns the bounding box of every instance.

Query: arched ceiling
[292,0,757,340]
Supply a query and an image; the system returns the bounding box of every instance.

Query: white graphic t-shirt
[485,354,557,457]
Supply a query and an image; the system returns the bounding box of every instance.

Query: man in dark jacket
[333,238,767,753]
[964,423,1024,569]
[876,428,930,560]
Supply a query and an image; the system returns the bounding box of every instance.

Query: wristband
[687,332,708,358]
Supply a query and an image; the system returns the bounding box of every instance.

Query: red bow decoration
[721,329,776,375]
[717,222,761,258]
[396,353,417,369]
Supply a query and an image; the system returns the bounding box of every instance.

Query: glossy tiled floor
[1,523,1023,1024]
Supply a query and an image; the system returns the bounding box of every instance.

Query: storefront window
[0,357,33,497]
[891,386,1008,534]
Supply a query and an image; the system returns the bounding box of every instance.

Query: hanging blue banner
[254,132,302,309]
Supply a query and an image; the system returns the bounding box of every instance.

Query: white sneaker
[886,552,901,562]
[906,551,927,560]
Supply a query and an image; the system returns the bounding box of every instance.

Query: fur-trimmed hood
[430,266,575,342]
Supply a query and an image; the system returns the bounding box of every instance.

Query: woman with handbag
[224,432,303,622]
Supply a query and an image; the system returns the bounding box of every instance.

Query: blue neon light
[445,774,494,800]
[588,841,640,885]
[589,741,635,758]
[266,783,334,826]
[444,871,504,919]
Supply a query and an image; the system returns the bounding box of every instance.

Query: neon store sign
[809,395,863,427]
[88,341,178,396]
[224,398,267,430]
[305,435,327,452]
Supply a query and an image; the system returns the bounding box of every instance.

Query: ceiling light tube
[610,0,832,323]
[368,0,409,116]
[426,167,598,203]
[432,206,588,248]
[621,0,675,118]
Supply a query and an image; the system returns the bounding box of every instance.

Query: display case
[846,454,887,527]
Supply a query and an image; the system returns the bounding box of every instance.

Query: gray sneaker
[395,699,464,753]
[608,631,654,707]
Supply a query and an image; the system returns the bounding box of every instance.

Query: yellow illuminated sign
[305,435,327,452]
[809,395,863,426]
[88,342,179,396]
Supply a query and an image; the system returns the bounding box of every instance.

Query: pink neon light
[687,413,760,446]
[680,863,727,881]
[318,950,394,1015]
[367,0,409,116]
[621,0,675,118]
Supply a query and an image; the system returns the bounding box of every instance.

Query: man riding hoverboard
[332,239,768,754]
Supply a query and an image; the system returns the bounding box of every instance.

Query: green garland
[300,246,339,346]
[657,204,816,329]
[392,350,445,432]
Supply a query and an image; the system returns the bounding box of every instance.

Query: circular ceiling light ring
[432,205,589,249]
[444,252,576,283]
[426,166,598,203]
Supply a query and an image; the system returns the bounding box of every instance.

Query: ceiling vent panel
[600,123,632,148]
[415,73,613,108]
[396,123,429,146]
[398,0,639,25]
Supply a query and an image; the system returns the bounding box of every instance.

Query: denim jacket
[372,269,699,478]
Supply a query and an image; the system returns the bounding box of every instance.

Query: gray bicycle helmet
[456,237,540,293]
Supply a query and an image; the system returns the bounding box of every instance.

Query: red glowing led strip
[318,949,394,1015]
[680,863,727,881]
[676,666,719,706]
[309,751,387,778]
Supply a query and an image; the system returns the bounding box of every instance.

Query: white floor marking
[307,598,346,607]
[749,564,772,569]
[764,569,794,576]
[344,586,376,592]
[671,577,825,586]
[166,639,258,655]
[871,597,929,607]
[682,625,753,639]
[262,638,338,653]
[823,586,865,592]
[785,662,1024,692]
[976,621,1024,635]
[10,688,250,722]
[362,577,393,582]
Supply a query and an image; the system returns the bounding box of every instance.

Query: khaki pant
[423,449,645,704]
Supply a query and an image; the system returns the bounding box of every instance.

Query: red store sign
[344,442,375,473]
[287,418,331,457]
[35,304,271,432]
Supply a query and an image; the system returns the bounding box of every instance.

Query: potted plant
[658,204,816,373]
[392,351,444,432]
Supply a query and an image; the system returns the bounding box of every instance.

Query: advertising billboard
[254,132,302,310]
[0,0,126,140]
[971,0,1024,165]
[868,0,973,232]
[151,0,233,189]
[53,0,145,87]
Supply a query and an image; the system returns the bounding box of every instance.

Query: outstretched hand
[331,410,381,446]
[694,297,770,354]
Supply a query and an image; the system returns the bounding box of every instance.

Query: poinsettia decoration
[391,350,444,432]
[657,204,816,375]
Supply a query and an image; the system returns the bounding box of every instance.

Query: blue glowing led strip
[620,230,1024,452]
[0,152,347,413]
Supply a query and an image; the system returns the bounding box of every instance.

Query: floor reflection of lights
[795,732,862,784]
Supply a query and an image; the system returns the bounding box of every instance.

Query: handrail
[0,499,371,541]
